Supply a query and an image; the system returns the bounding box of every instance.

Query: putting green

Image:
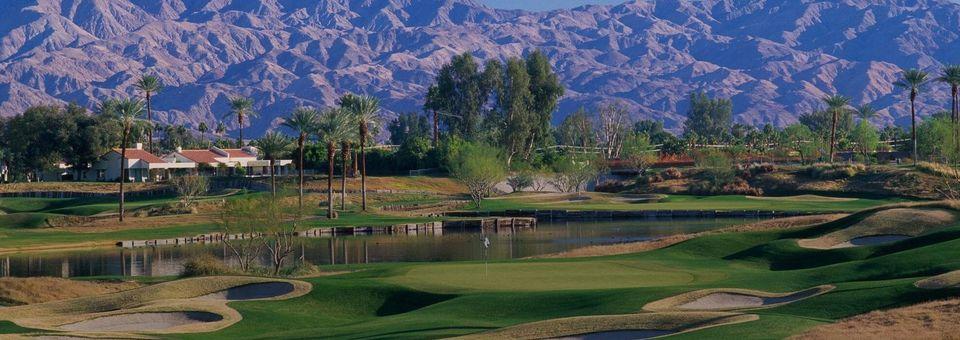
[387,260,726,292]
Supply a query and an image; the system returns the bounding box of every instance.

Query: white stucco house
[86,143,195,182]
[164,146,293,177]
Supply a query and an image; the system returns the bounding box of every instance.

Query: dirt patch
[792,298,960,340]
[644,285,834,312]
[915,270,960,290]
[60,312,223,332]
[798,208,958,249]
[0,277,140,305]
[535,214,845,259]
[455,312,758,340]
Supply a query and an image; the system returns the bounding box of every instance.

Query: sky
[479,0,624,11]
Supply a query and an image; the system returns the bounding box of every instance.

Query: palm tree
[282,107,320,209]
[856,104,878,122]
[254,132,293,197]
[215,120,226,137]
[198,122,209,141]
[894,68,930,164]
[339,94,381,212]
[114,98,145,222]
[938,65,960,123]
[134,75,163,153]
[823,95,851,163]
[315,108,352,218]
[224,97,258,147]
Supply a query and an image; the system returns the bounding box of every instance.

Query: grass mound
[0,277,140,305]
[745,195,857,202]
[792,298,960,339]
[915,270,960,289]
[455,312,758,340]
[798,207,958,249]
[643,286,834,312]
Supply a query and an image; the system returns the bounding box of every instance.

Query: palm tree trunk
[341,142,348,210]
[326,142,335,218]
[297,135,305,209]
[911,91,918,165]
[119,130,129,222]
[360,124,367,212]
[146,92,153,153]
[270,159,276,197]
[829,110,838,164]
[238,115,244,148]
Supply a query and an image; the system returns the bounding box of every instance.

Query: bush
[180,253,235,277]
[506,171,534,193]
[662,167,683,180]
[807,163,866,180]
[917,161,960,178]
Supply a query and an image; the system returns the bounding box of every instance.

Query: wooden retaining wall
[116,217,537,249]
[446,209,832,220]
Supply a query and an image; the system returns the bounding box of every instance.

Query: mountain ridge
[1,0,959,136]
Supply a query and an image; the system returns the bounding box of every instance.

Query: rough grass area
[456,312,758,340]
[301,176,465,194]
[643,286,834,312]
[915,270,960,289]
[798,206,959,249]
[792,298,960,339]
[0,182,166,194]
[0,277,140,305]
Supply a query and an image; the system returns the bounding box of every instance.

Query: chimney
[176,147,183,153]
[135,143,143,150]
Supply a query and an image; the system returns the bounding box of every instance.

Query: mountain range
[2,0,960,137]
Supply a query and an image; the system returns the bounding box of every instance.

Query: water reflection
[2,218,760,278]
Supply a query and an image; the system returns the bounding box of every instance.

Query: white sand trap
[645,286,834,312]
[915,270,960,289]
[831,235,911,248]
[199,282,296,301]
[60,312,223,332]
[798,208,957,249]
[560,330,675,339]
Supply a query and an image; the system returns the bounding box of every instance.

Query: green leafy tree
[850,120,880,163]
[449,143,506,208]
[134,74,163,153]
[388,112,431,145]
[557,108,594,148]
[894,68,930,164]
[550,153,602,197]
[495,57,534,166]
[225,97,258,147]
[254,132,293,197]
[425,53,498,140]
[339,94,381,212]
[784,124,818,164]
[282,107,319,209]
[683,92,733,144]
[523,50,565,159]
[115,99,145,222]
[620,132,658,175]
[917,116,960,163]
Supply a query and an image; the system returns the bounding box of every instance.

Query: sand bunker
[455,312,757,340]
[915,270,960,289]
[61,312,223,332]
[645,285,834,312]
[798,208,957,249]
[746,195,857,202]
[200,282,296,301]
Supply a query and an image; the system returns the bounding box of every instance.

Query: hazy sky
[479,0,624,11]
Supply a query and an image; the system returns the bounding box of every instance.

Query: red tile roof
[176,150,222,164]
[113,149,166,164]
[223,149,258,158]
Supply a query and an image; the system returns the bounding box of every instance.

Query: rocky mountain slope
[1,0,959,136]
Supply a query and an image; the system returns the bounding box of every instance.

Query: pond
[0,218,761,278]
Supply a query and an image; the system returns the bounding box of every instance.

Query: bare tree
[219,198,263,273]
[596,102,630,159]
[171,175,209,209]
[259,199,298,276]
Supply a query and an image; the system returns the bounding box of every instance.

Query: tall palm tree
[856,104,878,122]
[938,65,960,124]
[254,132,293,197]
[215,121,226,137]
[282,107,320,209]
[134,75,163,153]
[224,97,258,147]
[198,122,209,145]
[315,108,352,219]
[114,98,145,222]
[823,95,851,163]
[894,68,930,164]
[339,94,381,212]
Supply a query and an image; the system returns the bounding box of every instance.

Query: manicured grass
[477,194,902,213]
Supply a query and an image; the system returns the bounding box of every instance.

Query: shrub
[917,161,960,178]
[506,171,535,193]
[180,253,235,277]
[595,180,626,193]
[662,167,683,180]
[807,163,866,180]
